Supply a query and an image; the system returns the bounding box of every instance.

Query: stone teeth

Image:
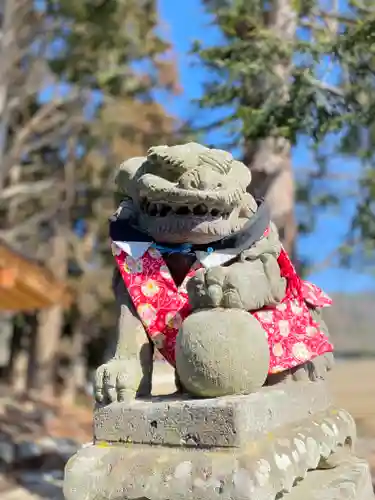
[193,204,208,216]
[148,203,158,216]
[175,206,191,215]
[140,194,236,220]
[159,204,172,217]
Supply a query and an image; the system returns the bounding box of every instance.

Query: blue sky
[158,0,374,294]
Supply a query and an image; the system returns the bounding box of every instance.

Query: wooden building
[0,240,72,312]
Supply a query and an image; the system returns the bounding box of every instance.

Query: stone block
[285,456,375,500]
[94,381,331,447]
[64,407,356,500]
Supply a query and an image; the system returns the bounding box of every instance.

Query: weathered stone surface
[65,407,356,500]
[175,309,270,397]
[94,381,331,447]
[285,456,375,500]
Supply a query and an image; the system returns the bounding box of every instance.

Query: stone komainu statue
[94,142,334,402]
[63,143,374,500]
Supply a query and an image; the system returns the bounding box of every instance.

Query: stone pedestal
[63,382,374,500]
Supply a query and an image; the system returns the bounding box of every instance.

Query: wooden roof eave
[0,241,74,312]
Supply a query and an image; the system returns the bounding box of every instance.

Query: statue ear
[114,157,146,197]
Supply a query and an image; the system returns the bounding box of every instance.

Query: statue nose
[178,170,221,190]
[197,178,213,190]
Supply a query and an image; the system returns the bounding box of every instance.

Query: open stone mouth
[139,198,231,218]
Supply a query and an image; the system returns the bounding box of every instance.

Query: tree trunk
[245,0,297,260]
[0,0,14,188]
[27,224,68,398]
[60,319,87,405]
[7,313,35,392]
[7,318,24,387]
[245,137,297,259]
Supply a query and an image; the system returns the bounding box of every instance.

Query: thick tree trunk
[27,225,68,397]
[7,320,26,391]
[245,137,297,259]
[7,314,36,392]
[245,0,298,260]
[0,0,14,189]
[60,319,87,404]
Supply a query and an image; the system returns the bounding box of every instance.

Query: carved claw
[266,351,334,386]
[291,352,335,383]
[187,266,250,310]
[94,359,139,405]
[187,267,226,309]
[308,352,335,380]
[187,258,284,311]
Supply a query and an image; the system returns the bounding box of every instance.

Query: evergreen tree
[328,9,375,269]
[193,0,374,266]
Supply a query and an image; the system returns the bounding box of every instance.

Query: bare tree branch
[0,204,61,242]
[0,180,58,200]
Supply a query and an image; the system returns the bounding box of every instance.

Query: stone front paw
[187,267,229,309]
[308,352,334,380]
[187,266,254,310]
[94,359,138,404]
[291,352,335,383]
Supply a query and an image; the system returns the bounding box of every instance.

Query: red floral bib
[112,243,333,374]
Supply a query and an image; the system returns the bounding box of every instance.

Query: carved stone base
[285,456,374,500]
[64,383,374,500]
[94,381,331,447]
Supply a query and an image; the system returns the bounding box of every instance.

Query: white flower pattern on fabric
[257,311,273,323]
[306,326,318,337]
[141,279,159,297]
[319,290,332,308]
[123,256,143,274]
[277,303,287,312]
[302,280,332,308]
[165,311,183,330]
[159,265,170,279]
[137,304,157,326]
[278,320,290,337]
[292,342,311,361]
[290,302,303,314]
[152,333,166,349]
[272,343,284,357]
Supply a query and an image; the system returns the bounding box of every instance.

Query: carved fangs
[140,197,229,218]
[193,204,208,215]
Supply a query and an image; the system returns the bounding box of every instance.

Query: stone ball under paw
[175,308,270,397]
